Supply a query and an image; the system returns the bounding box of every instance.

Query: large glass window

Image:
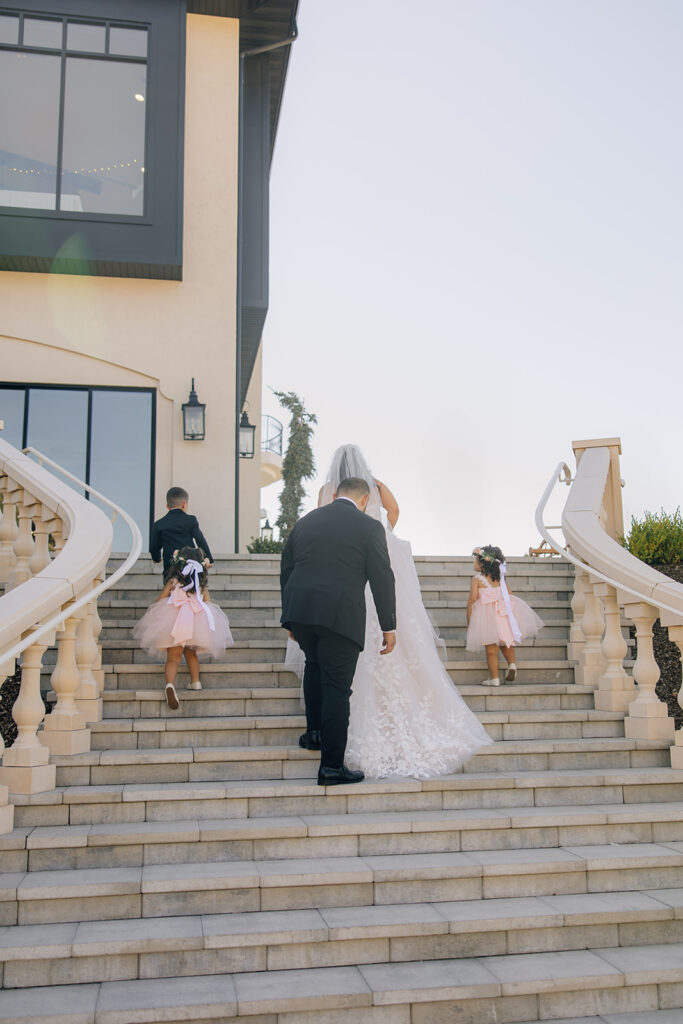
[26,388,89,482]
[89,390,153,550]
[0,9,148,215]
[0,384,155,549]
[0,387,25,448]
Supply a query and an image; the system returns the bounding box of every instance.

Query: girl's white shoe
[505,664,517,682]
[481,677,501,687]
[165,683,179,709]
[187,680,202,691]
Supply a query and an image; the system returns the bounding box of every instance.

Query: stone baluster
[0,640,56,795]
[567,566,587,664]
[75,599,103,723]
[52,523,66,555]
[623,602,675,742]
[667,625,683,769]
[0,476,19,583]
[593,582,636,712]
[89,585,104,692]
[574,575,605,686]
[10,491,37,588]
[41,611,91,755]
[29,509,54,576]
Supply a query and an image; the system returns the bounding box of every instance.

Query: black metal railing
[261,415,283,456]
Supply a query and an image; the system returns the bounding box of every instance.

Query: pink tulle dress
[466,573,544,650]
[133,583,233,658]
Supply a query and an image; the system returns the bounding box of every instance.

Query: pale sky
[261,0,683,556]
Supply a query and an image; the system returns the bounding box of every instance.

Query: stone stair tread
[4,800,683,859]
[7,942,679,1022]
[4,842,683,902]
[96,689,620,723]
[13,763,683,807]
[100,659,572,674]
[7,891,671,961]
[516,1013,683,1024]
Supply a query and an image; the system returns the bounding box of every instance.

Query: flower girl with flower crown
[466,545,544,686]
[133,546,233,709]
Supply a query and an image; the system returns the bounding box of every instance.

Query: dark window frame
[0,381,157,545]
[1,8,151,222]
[0,0,185,279]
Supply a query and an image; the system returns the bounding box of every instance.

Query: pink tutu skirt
[133,591,233,659]
[466,589,544,651]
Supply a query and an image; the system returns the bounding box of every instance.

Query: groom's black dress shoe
[299,730,321,751]
[317,765,365,787]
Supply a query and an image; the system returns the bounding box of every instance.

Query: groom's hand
[380,631,396,655]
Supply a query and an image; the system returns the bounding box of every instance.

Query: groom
[280,477,397,786]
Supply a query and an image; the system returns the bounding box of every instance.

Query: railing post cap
[572,437,622,455]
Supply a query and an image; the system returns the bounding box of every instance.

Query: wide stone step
[5,801,683,873]
[92,689,625,737]
[3,947,679,1023]
[96,618,574,644]
[11,767,683,831]
[98,598,574,624]
[104,581,574,607]
[51,634,575,667]
[4,843,683,927]
[98,660,576,692]
[2,890,683,989]
[107,552,574,576]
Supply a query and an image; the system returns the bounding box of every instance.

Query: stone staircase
[2,554,683,1024]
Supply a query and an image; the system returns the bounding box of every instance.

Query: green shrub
[621,508,683,565]
[246,536,284,554]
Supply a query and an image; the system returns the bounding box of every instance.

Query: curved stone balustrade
[537,437,683,768]
[0,438,141,835]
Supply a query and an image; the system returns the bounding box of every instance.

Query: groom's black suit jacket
[280,499,396,650]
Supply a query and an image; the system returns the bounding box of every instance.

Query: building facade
[0,0,293,551]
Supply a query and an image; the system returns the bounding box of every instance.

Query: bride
[286,444,493,778]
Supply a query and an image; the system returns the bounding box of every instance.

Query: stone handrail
[0,438,142,834]
[535,437,683,769]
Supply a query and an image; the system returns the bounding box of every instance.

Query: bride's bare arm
[317,486,325,508]
[375,479,399,528]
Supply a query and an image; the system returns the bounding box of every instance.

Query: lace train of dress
[342,529,493,778]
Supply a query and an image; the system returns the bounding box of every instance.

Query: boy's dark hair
[474,545,505,583]
[337,477,370,498]
[167,546,208,593]
[167,486,189,508]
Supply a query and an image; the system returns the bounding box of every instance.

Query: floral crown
[473,546,500,564]
[171,549,210,570]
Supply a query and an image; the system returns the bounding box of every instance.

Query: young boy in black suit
[150,487,214,577]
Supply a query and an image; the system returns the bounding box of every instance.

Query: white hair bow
[180,559,215,631]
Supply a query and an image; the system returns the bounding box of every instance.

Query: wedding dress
[285,446,493,778]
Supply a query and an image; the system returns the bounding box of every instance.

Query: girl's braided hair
[167,546,209,593]
[473,544,505,583]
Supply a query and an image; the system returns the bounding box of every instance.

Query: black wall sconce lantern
[260,519,273,541]
[182,379,206,441]
[239,410,255,458]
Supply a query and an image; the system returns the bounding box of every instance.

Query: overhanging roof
[187,0,298,157]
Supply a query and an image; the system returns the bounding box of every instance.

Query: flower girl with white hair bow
[466,545,544,686]
[133,546,233,709]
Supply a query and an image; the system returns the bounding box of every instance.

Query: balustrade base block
[75,698,103,723]
[39,728,91,756]
[594,689,636,713]
[0,762,56,795]
[624,717,675,742]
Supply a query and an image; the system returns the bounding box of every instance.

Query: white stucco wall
[0,14,261,552]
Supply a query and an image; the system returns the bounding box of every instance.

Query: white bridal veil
[319,444,383,522]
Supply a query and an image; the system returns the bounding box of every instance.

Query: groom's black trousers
[289,623,362,769]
